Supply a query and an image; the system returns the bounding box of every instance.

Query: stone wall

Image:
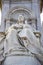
[0,0,41,32]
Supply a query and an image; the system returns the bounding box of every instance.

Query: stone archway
[5,6,36,30]
[6,6,36,20]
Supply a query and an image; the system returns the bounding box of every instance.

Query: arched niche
[5,6,37,30]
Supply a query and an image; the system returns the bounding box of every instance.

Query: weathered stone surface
[0,0,41,32]
[0,0,43,65]
[0,15,42,65]
[3,56,41,65]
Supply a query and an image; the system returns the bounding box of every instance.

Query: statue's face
[18,15,24,23]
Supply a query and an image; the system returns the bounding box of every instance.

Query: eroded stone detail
[0,14,43,65]
[0,0,43,65]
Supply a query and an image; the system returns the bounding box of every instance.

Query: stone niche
[5,6,37,31]
[2,0,36,31]
[0,0,41,32]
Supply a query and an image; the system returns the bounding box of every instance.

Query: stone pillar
[0,1,9,32]
[32,0,41,31]
[41,22,43,47]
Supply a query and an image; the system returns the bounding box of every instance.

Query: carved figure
[0,15,43,65]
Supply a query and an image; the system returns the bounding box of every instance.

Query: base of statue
[2,56,41,65]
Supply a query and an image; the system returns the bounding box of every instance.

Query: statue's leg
[3,56,41,65]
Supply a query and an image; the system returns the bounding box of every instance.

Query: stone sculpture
[0,15,43,65]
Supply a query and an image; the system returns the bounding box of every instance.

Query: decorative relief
[5,6,37,30]
[6,6,36,22]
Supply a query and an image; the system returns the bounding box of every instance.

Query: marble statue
[0,15,43,65]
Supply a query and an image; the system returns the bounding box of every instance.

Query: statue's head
[18,15,24,24]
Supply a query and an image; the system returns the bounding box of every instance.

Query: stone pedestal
[3,56,41,65]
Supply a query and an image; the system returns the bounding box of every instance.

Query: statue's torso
[4,23,40,57]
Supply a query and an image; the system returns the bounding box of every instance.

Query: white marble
[0,0,43,65]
